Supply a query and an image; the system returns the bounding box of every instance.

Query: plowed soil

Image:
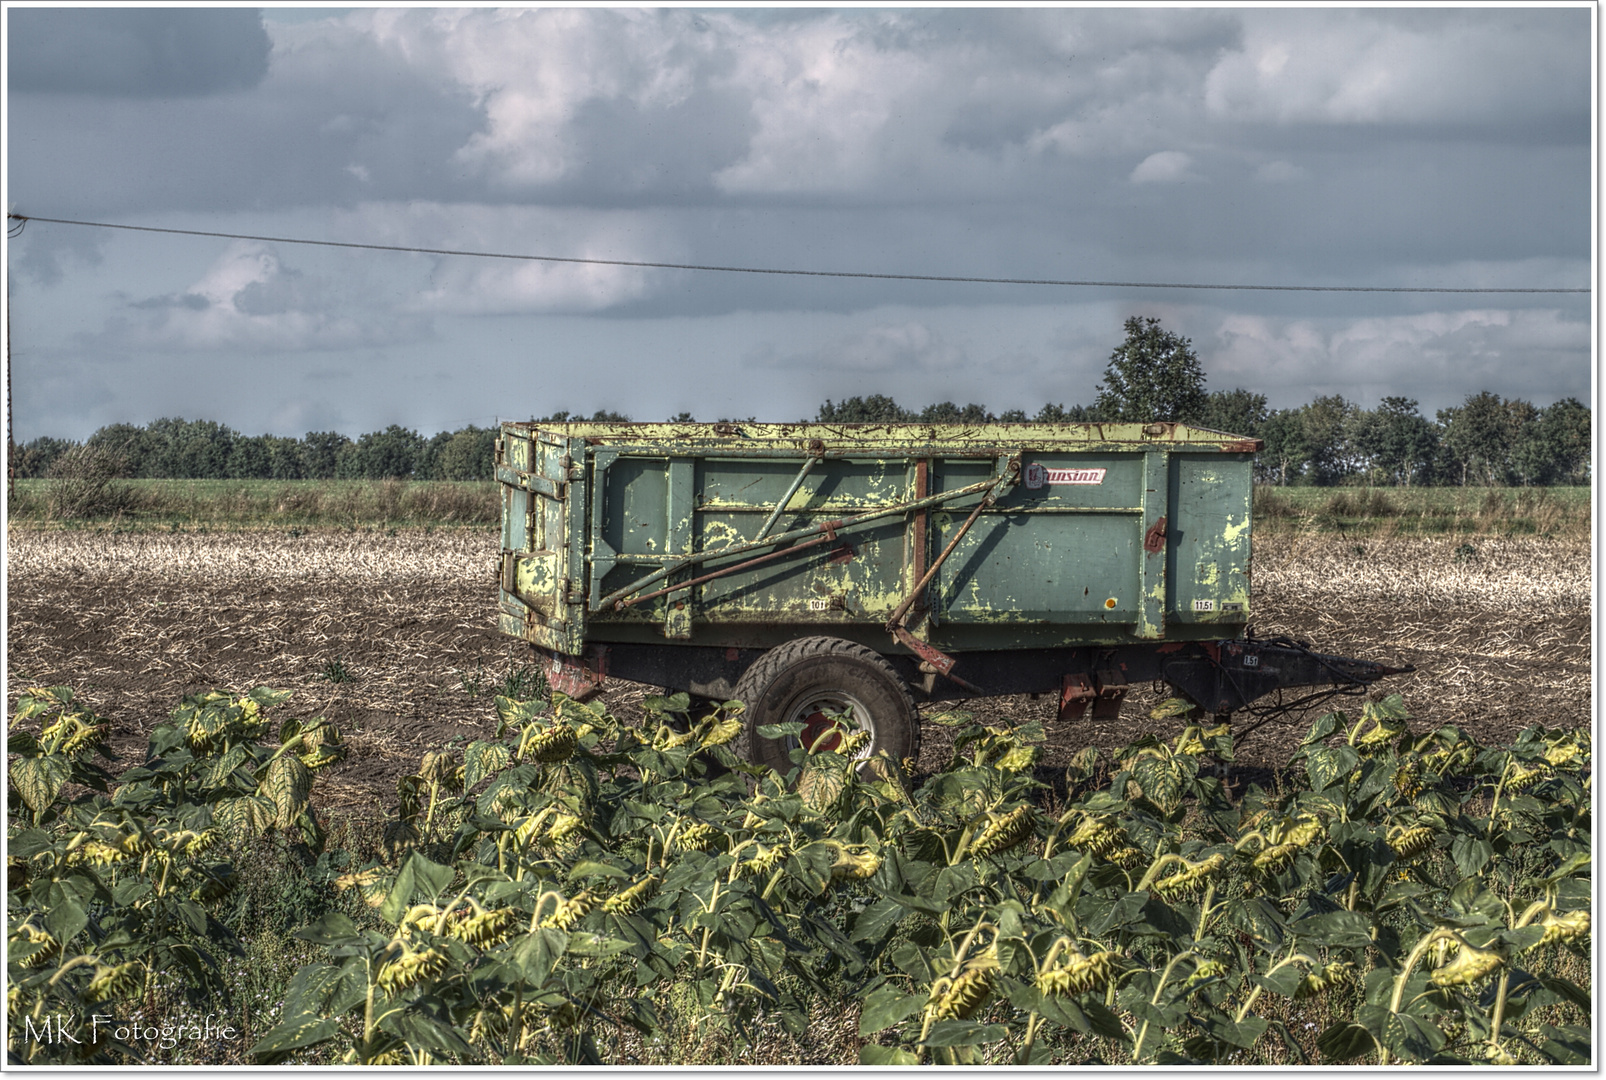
[6,528,1590,815]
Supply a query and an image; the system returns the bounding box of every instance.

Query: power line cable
[5,212,1590,295]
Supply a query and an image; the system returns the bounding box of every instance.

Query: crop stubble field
[5,527,1590,812]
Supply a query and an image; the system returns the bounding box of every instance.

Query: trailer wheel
[733,636,919,774]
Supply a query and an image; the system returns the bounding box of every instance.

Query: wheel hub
[787,692,873,759]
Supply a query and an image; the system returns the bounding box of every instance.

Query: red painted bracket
[545,646,609,701]
[1058,672,1128,721]
[891,626,982,694]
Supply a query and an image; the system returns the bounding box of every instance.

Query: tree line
[10,319,1590,487]
[815,389,1590,488]
[9,411,633,483]
[819,317,1590,488]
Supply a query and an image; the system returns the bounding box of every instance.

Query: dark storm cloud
[8,8,271,97]
[7,16,487,216]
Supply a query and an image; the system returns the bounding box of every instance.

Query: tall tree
[264,435,305,480]
[301,431,351,480]
[13,436,76,478]
[86,423,158,477]
[1504,399,1546,486]
[1035,402,1099,422]
[416,430,454,480]
[345,425,424,480]
[146,417,236,479]
[1438,391,1516,486]
[437,426,498,480]
[1196,389,1269,437]
[1256,410,1307,486]
[817,395,914,422]
[1299,395,1360,486]
[1537,397,1592,486]
[1351,396,1438,487]
[917,402,992,424]
[225,435,272,479]
[1093,317,1208,423]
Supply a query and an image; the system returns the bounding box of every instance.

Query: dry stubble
[6,528,1590,811]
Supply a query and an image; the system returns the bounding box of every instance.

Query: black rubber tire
[732,636,919,774]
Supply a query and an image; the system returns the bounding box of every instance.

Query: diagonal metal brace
[595,472,1007,612]
[882,457,1017,695]
[753,453,820,543]
[884,463,1016,634]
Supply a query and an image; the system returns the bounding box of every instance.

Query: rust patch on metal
[1143,515,1168,553]
[890,626,982,694]
[827,542,856,565]
[546,645,609,700]
[891,625,954,673]
[1222,439,1264,453]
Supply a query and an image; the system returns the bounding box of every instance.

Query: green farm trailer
[495,420,1407,768]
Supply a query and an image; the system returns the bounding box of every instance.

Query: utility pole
[6,265,13,502]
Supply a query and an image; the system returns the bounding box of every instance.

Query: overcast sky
[3,5,1594,442]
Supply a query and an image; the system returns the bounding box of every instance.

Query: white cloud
[1130,150,1200,184]
[710,16,946,195]
[116,241,423,352]
[340,202,672,315]
[352,8,709,188]
[1207,307,1588,409]
[1203,10,1588,126]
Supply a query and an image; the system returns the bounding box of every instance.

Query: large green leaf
[250,1014,341,1062]
[205,742,254,790]
[464,740,512,790]
[261,753,312,829]
[508,927,570,986]
[1306,745,1361,792]
[566,932,633,957]
[860,1045,918,1065]
[919,1020,1006,1047]
[1301,711,1342,746]
[1539,1024,1591,1065]
[386,1007,474,1056]
[10,754,70,815]
[1224,896,1287,952]
[1130,753,1185,813]
[247,686,295,710]
[43,880,88,946]
[858,983,926,1035]
[1450,834,1493,878]
[1356,1004,1443,1063]
[294,911,362,947]
[1316,1021,1375,1063]
[281,958,366,1017]
[1289,909,1373,949]
[850,897,909,943]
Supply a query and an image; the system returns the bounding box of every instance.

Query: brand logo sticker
[1025,464,1106,487]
